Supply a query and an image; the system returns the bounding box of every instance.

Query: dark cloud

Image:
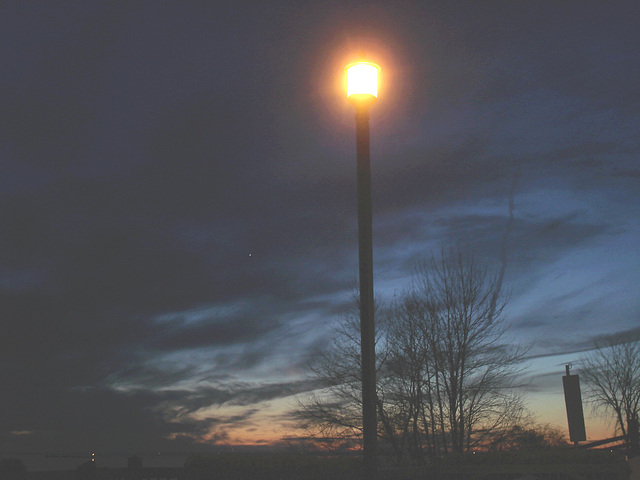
[152,317,281,351]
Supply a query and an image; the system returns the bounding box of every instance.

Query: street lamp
[346,60,380,479]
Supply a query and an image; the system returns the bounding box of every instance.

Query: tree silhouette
[579,335,640,451]
[386,248,527,456]
[297,247,528,462]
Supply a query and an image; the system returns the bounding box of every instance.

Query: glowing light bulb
[347,62,380,100]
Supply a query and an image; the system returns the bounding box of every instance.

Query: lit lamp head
[347,61,380,107]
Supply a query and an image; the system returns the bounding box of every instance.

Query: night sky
[2,1,639,461]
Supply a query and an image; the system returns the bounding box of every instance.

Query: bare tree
[402,247,528,453]
[296,248,528,462]
[297,181,526,460]
[579,335,640,449]
[383,294,435,461]
[295,295,394,453]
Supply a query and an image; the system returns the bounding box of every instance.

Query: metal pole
[355,104,377,479]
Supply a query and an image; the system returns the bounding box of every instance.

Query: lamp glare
[347,62,380,98]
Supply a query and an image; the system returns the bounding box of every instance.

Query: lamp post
[347,60,380,479]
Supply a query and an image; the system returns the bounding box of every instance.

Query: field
[22,449,632,480]
[182,449,631,480]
